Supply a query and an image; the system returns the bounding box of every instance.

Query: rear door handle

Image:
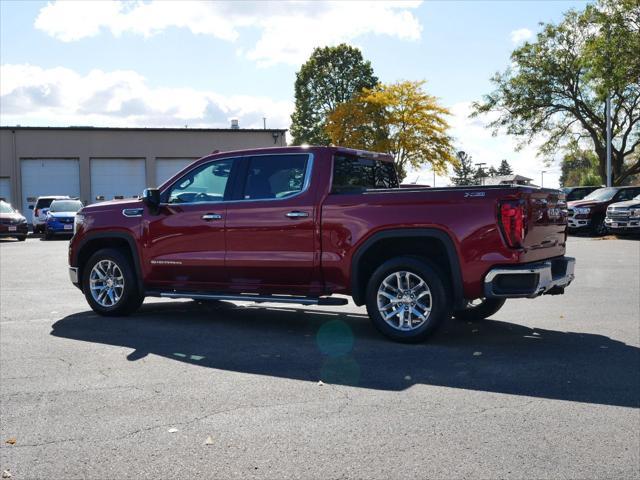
[202,213,223,221]
[286,211,309,218]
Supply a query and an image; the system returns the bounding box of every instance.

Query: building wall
[0,127,286,213]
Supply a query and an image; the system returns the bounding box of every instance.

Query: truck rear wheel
[453,298,506,321]
[365,256,450,343]
[82,248,144,316]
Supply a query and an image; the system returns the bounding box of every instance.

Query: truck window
[242,154,308,200]
[331,155,399,193]
[167,158,234,204]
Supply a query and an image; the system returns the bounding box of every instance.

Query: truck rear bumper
[484,256,575,299]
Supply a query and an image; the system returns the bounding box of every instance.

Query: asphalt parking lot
[0,235,638,479]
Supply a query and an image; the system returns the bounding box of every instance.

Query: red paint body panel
[69,146,568,302]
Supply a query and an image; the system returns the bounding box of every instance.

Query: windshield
[0,202,16,214]
[49,200,83,213]
[582,187,617,202]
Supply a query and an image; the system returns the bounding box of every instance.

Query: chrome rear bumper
[484,256,575,299]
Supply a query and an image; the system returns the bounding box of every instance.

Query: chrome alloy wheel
[377,271,432,331]
[89,260,125,307]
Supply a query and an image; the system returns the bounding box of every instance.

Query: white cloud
[405,101,561,188]
[510,28,533,44]
[0,64,293,130]
[34,0,423,66]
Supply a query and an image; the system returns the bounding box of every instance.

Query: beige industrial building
[0,126,287,216]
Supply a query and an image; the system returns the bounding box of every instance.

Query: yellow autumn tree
[325,80,456,182]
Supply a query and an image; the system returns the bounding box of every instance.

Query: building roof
[0,125,287,133]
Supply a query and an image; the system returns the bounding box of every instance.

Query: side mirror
[142,188,161,214]
[29,205,34,210]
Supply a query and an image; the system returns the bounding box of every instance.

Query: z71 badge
[464,191,486,198]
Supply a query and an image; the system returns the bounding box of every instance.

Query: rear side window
[35,198,54,209]
[331,155,398,193]
[242,154,308,200]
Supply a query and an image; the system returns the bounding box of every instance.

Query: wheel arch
[75,232,144,294]
[350,228,464,308]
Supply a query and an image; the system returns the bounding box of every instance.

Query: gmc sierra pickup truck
[68,146,575,342]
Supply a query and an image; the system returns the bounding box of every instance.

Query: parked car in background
[561,186,601,202]
[568,186,640,235]
[0,200,28,241]
[31,196,70,233]
[44,199,83,240]
[68,146,575,343]
[605,194,640,235]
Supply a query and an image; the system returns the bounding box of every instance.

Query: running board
[153,291,348,306]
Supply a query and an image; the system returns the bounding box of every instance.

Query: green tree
[290,44,378,146]
[325,80,456,182]
[487,165,499,176]
[497,159,513,176]
[559,145,601,186]
[451,151,476,186]
[474,166,487,184]
[472,0,640,185]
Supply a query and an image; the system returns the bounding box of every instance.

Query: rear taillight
[499,200,526,248]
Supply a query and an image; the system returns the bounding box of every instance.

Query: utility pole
[606,95,612,186]
[541,170,547,188]
[475,162,487,186]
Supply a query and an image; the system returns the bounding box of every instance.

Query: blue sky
[0,0,590,186]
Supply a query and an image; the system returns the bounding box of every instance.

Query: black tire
[82,248,144,316]
[17,235,27,242]
[44,230,52,240]
[591,215,607,236]
[365,256,451,343]
[453,298,506,322]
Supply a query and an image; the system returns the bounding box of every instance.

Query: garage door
[20,159,80,215]
[155,158,197,186]
[91,158,146,203]
[0,177,10,203]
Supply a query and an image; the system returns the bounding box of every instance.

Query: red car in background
[0,200,28,241]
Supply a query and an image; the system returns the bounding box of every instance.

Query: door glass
[331,155,399,193]
[167,159,234,204]
[242,155,308,200]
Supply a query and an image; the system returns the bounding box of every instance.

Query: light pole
[475,162,486,185]
[541,170,547,188]
[606,95,612,186]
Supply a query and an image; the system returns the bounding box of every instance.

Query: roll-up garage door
[155,158,197,187]
[20,158,80,215]
[90,158,146,203]
[0,178,11,203]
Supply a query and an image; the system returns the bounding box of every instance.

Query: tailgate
[522,189,567,256]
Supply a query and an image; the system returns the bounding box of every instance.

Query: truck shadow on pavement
[51,300,639,408]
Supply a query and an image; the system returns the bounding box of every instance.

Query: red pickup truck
[68,146,575,342]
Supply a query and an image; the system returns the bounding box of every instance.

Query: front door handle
[202,213,223,221]
[286,211,309,218]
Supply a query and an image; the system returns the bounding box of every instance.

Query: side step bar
[152,291,348,306]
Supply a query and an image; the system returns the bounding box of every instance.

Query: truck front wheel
[453,298,506,322]
[365,256,451,343]
[82,248,144,316]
